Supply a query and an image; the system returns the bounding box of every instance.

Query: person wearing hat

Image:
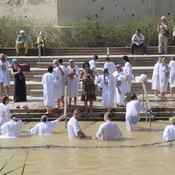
[36,31,46,56]
[100,68,116,112]
[15,30,28,56]
[30,114,65,135]
[163,117,175,141]
[67,59,80,107]
[11,58,27,102]
[157,16,170,54]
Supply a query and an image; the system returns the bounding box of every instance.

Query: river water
[0,120,174,175]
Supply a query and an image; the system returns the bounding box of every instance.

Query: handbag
[173,31,175,37]
[162,30,169,37]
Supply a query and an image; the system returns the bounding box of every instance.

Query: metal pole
[107,47,109,56]
[64,82,68,128]
[38,44,41,63]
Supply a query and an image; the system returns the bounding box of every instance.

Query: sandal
[22,105,29,109]
[16,105,20,109]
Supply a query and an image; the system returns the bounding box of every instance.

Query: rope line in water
[0,140,174,149]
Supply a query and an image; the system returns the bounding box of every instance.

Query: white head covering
[20,30,25,33]
[161,16,166,20]
[69,59,74,63]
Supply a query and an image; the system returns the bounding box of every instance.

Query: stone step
[2,46,175,56]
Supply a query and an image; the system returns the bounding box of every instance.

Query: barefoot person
[67,110,86,139]
[53,59,65,109]
[42,66,56,114]
[168,57,175,97]
[92,112,122,140]
[79,62,96,114]
[125,94,150,131]
[100,68,116,112]
[30,115,65,135]
[163,117,175,141]
[152,57,162,98]
[1,114,22,138]
[159,56,170,101]
[67,59,80,107]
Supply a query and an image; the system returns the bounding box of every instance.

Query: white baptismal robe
[60,65,67,96]
[67,65,80,98]
[96,121,122,140]
[169,61,175,88]
[104,62,116,74]
[159,64,170,93]
[1,120,22,137]
[89,60,96,72]
[0,103,10,127]
[100,74,116,108]
[163,125,175,141]
[123,62,132,93]
[0,60,12,86]
[152,62,161,91]
[42,73,56,107]
[126,100,147,131]
[113,71,127,105]
[53,67,63,99]
[31,120,59,135]
[68,117,81,139]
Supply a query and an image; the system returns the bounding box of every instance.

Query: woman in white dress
[0,53,12,98]
[122,56,132,100]
[113,65,127,106]
[168,57,175,97]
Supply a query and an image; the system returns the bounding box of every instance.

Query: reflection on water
[0,120,175,175]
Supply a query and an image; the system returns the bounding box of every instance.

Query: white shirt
[163,125,175,141]
[132,33,145,43]
[89,60,96,72]
[0,103,10,127]
[96,121,122,140]
[31,120,59,135]
[68,117,81,139]
[1,120,22,137]
[104,62,116,74]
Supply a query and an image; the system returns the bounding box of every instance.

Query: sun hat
[102,68,108,73]
[39,31,44,35]
[161,16,166,20]
[12,59,18,63]
[20,30,25,33]
[69,59,74,63]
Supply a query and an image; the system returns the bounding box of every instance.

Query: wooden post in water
[142,83,152,127]
[64,82,68,128]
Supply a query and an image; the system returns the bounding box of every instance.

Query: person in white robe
[152,57,162,98]
[163,117,175,141]
[122,56,132,100]
[100,68,116,112]
[53,59,65,109]
[0,53,12,98]
[58,58,67,107]
[42,66,56,114]
[125,94,149,131]
[168,57,175,97]
[113,65,127,106]
[68,110,86,139]
[104,57,116,75]
[67,59,80,107]
[1,115,22,138]
[0,96,10,129]
[92,112,122,140]
[159,56,170,101]
[89,55,98,73]
[31,115,65,135]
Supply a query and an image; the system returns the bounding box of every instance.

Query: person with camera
[79,61,96,114]
[36,31,46,56]
[15,30,28,56]
[157,16,170,54]
[11,59,27,102]
[1,114,22,138]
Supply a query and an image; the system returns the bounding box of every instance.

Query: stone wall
[0,0,175,26]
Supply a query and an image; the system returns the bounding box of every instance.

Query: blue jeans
[130,43,147,54]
